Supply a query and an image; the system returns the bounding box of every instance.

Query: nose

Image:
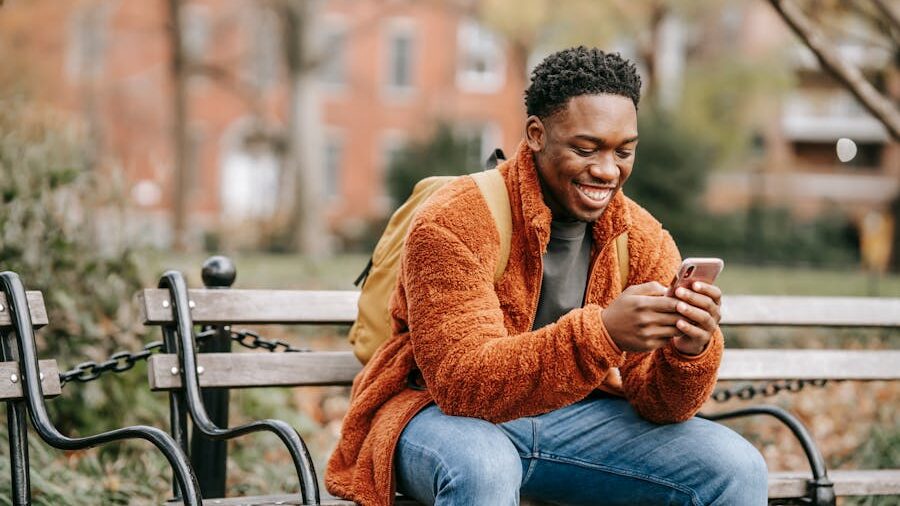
[588,152,619,182]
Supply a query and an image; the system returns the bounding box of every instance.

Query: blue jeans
[395,396,768,505]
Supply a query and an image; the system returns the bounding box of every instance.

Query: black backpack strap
[484,148,506,170]
[354,257,373,287]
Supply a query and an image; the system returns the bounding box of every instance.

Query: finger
[636,294,680,313]
[675,318,711,343]
[641,324,680,340]
[690,282,722,305]
[637,311,681,329]
[674,287,717,316]
[626,281,668,297]
[674,299,717,331]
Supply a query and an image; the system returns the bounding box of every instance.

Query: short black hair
[524,46,642,119]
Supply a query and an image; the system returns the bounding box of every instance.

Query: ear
[525,116,545,152]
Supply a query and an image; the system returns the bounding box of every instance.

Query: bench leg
[2,327,31,506]
[6,399,31,505]
[190,328,230,498]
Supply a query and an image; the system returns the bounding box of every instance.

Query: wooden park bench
[0,271,203,505]
[136,257,900,506]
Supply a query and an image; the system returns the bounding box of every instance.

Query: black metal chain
[59,340,165,386]
[215,326,311,353]
[711,379,830,403]
[58,327,309,387]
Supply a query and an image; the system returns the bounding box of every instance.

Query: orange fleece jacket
[326,141,724,505]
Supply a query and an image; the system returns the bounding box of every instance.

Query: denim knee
[396,405,523,505]
[697,427,769,505]
[436,435,522,501]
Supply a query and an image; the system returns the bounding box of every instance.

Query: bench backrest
[139,290,900,327]
[138,289,900,389]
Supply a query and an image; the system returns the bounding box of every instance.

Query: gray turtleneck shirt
[531,219,593,330]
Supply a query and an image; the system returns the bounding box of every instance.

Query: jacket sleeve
[619,227,724,423]
[401,220,626,423]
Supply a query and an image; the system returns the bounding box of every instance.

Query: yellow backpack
[349,151,629,365]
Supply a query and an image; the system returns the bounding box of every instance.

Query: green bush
[626,107,714,251]
[385,123,484,207]
[0,96,176,502]
[0,97,157,430]
[627,108,858,267]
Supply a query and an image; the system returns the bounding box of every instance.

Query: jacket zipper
[583,245,601,305]
[387,395,433,504]
[525,253,544,331]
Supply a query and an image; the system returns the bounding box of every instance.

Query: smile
[575,183,615,204]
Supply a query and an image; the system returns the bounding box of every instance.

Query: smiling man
[327,47,767,506]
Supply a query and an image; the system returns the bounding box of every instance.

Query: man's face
[526,94,638,222]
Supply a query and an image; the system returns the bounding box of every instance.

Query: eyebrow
[573,134,639,145]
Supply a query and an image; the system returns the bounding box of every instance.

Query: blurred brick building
[1,0,527,250]
[703,2,898,224]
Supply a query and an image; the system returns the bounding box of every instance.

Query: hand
[670,282,722,356]
[601,282,681,353]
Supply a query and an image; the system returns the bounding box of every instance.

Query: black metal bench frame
[0,271,202,506]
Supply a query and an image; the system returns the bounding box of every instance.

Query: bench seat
[164,470,900,504]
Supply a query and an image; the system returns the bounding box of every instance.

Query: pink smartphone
[666,258,724,297]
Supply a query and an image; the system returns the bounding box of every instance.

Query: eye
[616,149,633,159]
[572,146,595,157]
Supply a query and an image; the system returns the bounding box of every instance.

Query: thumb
[625,281,668,296]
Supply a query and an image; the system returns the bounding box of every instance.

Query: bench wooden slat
[0,291,49,328]
[769,469,900,498]
[0,360,61,400]
[147,349,900,391]
[139,289,360,325]
[719,349,900,380]
[139,290,900,327]
[722,295,900,327]
[147,352,362,390]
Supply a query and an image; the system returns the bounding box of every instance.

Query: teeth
[577,184,612,202]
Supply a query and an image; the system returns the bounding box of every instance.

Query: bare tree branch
[869,0,900,32]
[768,0,900,140]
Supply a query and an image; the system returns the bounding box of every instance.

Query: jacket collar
[509,140,632,252]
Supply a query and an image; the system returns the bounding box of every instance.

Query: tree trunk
[280,0,327,257]
[168,0,190,251]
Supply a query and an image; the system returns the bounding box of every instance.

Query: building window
[324,134,344,199]
[247,8,280,90]
[221,151,280,220]
[381,131,408,172]
[456,19,505,93]
[385,20,416,92]
[181,4,210,63]
[319,20,348,88]
[66,5,109,81]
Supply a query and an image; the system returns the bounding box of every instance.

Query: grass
[144,251,900,296]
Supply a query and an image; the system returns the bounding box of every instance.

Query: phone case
[667,257,724,296]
